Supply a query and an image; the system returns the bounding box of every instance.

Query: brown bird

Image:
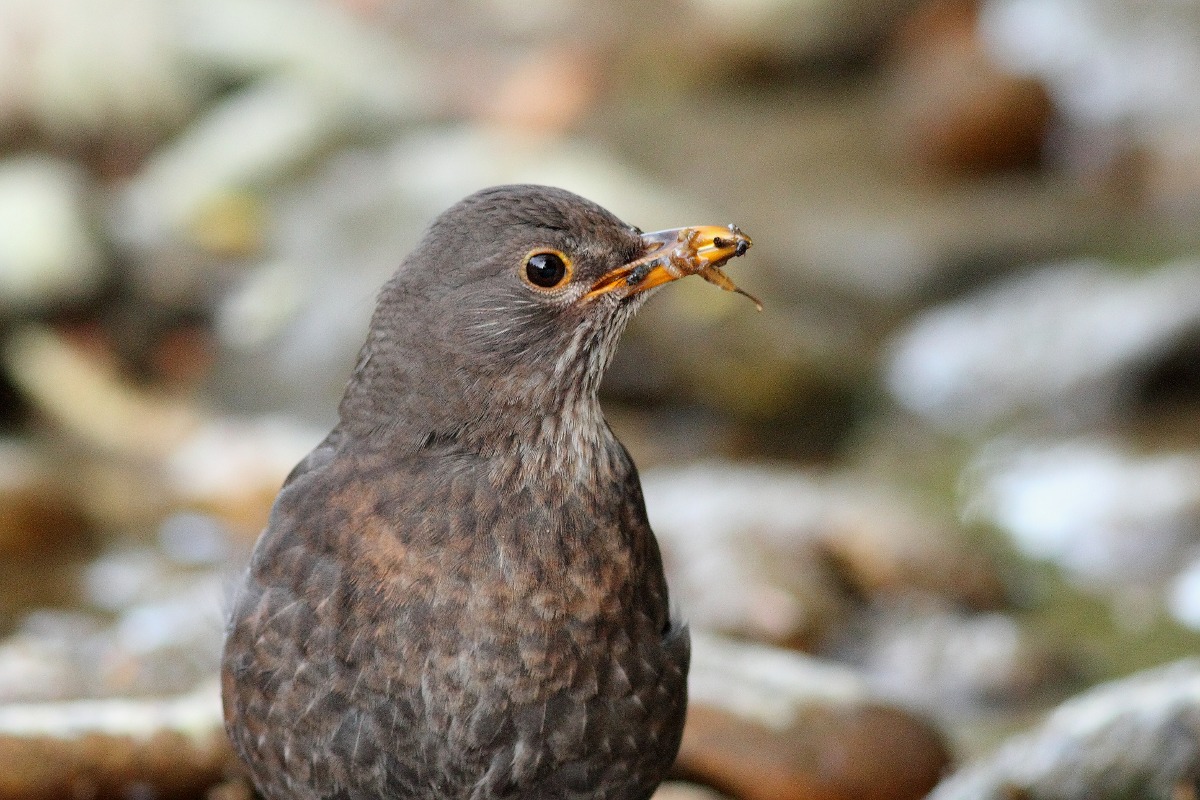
[221,185,753,799]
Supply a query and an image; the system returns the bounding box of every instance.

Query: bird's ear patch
[521,249,574,291]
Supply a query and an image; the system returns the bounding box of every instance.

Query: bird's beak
[584,224,759,309]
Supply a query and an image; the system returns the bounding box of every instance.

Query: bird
[221,184,753,800]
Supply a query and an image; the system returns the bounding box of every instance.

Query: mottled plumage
[221,185,748,800]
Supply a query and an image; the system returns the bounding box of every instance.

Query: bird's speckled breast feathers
[223,434,688,800]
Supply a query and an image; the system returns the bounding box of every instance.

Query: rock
[0,543,227,702]
[0,681,232,800]
[209,145,427,423]
[886,0,1054,174]
[112,76,350,285]
[786,175,1099,305]
[164,416,322,535]
[2,324,322,534]
[679,633,950,800]
[0,613,100,704]
[980,0,1200,215]
[672,0,919,67]
[475,45,604,135]
[156,511,234,567]
[644,462,1005,648]
[926,658,1200,800]
[0,439,91,560]
[0,0,429,163]
[215,257,315,354]
[965,437,1200,625]
[0,0,204,156]
[207,776,257,800]
[179,0,427,122]
[964,434,1200,633]
[652,782,733,800]
[886,260,1200,432]
[1140,115,1200,229]
[843,603,1081,717]
[2,325,201,458]
[0,156,104,312]
[1169,558,1200,631]
[110,0,432,304]
[0,437,95,620]
[607,286,852,447]
[27,0,439,308]
[603,37,1110,308]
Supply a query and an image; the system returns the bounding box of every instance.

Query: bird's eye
[522,250,572,290]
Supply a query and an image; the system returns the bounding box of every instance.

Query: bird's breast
[225,437,682,799]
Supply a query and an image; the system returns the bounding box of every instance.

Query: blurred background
[1,0,1199,798]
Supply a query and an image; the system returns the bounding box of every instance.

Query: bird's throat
[479,388,620,495]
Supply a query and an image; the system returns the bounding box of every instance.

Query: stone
[926,658,1200,800]
[164,416,323,535]
[843,603,1081,718]
[112,77,347,276]
[652,782,732,800]
[0,681,232,800]
[475,46,602,135]
[980,0,1200,214]
[644,462,1005,648]
[0,544,227,702]
[886,0,1054,174]
[2,324,322,535]
[0,156,104,312]
[180,0,427,122]
[2,325,201,458]
[0,613,99,704]
[964,436,1200,626]
[109,0,432,303]
[388,127,700,232]
[966,438,1200,585]
[679,633,950,800]
[887,260,1200,431]
[1169,558,1200,632]
[672,0,918,67]
[0,0,204,155]
[0,439,91,560]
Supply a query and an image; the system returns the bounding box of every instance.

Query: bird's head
[339,184,752,471]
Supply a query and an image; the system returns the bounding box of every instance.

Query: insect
[636,224,761,310]
[585,223,759,309]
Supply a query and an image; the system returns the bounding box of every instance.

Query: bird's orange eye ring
[521,249,573,290]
